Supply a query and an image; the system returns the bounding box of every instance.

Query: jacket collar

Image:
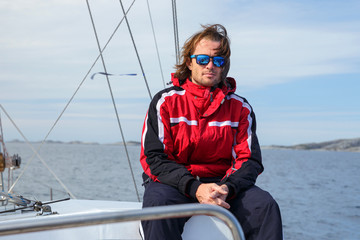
[171,73,237,95]
[171,73,237,117]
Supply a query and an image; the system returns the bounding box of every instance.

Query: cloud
[1,0,359,144]
[2,0,359,94]
[229,23,360,87]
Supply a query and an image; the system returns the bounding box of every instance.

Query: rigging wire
[0,104,76,199]
[7,1,137,194]
[146,0,166,89]
[172,0,180,65]
[86,0,141,202]
[118,0,152,100]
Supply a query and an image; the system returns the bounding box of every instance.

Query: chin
[200,82,214,87]
[204,79,220,87]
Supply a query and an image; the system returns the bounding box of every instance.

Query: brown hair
[174,24,231,82]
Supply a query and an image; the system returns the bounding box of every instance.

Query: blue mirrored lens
[197,55,210,65]
[213,57,225,67]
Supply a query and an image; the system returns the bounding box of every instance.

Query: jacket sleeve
[140,91,199,196]
[220,100,264,198]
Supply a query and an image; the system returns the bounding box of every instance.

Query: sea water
[4,142,360,240]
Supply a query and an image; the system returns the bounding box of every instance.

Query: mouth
[203,72,215,77]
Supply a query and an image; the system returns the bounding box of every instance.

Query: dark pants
[141,181,283,240]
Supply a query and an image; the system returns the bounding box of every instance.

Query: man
[140,24,283,240]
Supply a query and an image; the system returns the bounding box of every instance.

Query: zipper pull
[210,92,213,102]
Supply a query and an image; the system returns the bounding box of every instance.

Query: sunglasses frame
[190,54,225,67]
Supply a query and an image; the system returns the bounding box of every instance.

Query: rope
[87,0,141,202]
[118,0,152,100]
[117,0,144,201]
[2,2,138,200]
[172,0,180,65]
[91,72,137,80]
[5,1,136,196]
[146,0,166,89]
[0,104,76,199]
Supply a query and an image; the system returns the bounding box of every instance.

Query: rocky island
[267,137,360,152]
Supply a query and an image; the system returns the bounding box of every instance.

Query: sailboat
[0,1,245,239]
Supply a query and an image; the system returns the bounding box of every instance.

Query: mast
[0,111,21,196]
[0,112,8,193]
[172,0,180,65]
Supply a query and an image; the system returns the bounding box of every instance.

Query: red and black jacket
[140,74,263,199]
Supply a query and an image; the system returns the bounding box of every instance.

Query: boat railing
[0,203,245,240]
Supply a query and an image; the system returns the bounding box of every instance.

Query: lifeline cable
[0,104,76,199]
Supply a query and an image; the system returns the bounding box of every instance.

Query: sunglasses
[190,54,225,67]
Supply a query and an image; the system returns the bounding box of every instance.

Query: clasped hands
[195,183,230,209]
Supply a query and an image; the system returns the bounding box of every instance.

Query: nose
[205,59,215,68]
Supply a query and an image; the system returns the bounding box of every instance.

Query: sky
[1,0,359,146]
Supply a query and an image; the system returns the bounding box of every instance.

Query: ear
[186,59,193,70]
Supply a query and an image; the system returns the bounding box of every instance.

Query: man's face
[187,39,223,87]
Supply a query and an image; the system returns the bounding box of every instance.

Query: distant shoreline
[7,137,360,152]
[7,139,141,146]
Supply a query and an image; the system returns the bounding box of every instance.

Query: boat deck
[0,199,240,240]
